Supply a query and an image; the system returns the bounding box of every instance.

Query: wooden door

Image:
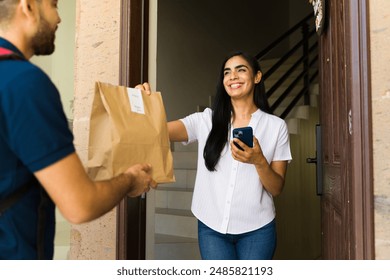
[319,0,374,259]
[117,0,149,260]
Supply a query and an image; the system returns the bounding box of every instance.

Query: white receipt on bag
[127,88,145,114]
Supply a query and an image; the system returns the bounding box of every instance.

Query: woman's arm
[168,120,188,142]
[135,83,188,142]
[230,137,287,196]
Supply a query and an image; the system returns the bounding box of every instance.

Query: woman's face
[223,55,261,100]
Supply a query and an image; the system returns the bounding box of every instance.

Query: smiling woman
[136,51,292,260]
[223,56,262,110]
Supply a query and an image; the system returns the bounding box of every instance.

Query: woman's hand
[230,136,266,166]
[135,82,188,143]
[135,82,152,92]
[230,136,287,197]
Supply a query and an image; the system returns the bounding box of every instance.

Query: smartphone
[232,127,253,151]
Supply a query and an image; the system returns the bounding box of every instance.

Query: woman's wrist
[254,155,268,169]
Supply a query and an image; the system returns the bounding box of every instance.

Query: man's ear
[254,71,262,84]
[19,0,38,19]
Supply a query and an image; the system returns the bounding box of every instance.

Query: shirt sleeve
[180,108,212,144]
[273,120,292,162]
[2,65,75,172]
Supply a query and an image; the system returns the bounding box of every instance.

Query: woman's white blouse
[180,108,292,234]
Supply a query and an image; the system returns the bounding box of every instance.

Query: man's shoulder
[0,59,47,80]
[0,60,55,94]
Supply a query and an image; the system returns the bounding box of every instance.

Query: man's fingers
[141,164,157,189]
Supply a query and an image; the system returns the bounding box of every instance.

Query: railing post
[302,21,310,105]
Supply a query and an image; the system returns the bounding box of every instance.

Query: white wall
[156,0,311,121]
[31,0,76,120]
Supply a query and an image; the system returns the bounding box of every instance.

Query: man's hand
[124,163,157,197]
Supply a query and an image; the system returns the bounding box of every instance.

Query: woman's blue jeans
[197,219,276,260]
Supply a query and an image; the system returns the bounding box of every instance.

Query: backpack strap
[0,47,24,60]
[0,47,30,216]
[0,46,48,259]
[0,178,50,259]
[0,181,32,215]
[37,187,51,259]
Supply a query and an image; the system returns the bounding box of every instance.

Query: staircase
[261,55,319,134]
[154,142,200,260]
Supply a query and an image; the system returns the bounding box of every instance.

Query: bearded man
[0,0,157,260]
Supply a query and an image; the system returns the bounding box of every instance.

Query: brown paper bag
[87,81,175,183]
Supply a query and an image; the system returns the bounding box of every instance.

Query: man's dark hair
[0,0,19,24]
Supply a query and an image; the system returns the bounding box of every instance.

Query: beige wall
[370,0,390,259]
[70,0,121,260]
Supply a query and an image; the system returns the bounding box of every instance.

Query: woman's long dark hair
[203,51,270,171]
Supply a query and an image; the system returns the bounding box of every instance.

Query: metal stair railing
[255,13,319,119]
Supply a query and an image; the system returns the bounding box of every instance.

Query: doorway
[118,0,322,260]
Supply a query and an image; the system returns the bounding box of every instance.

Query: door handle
[306,124,323,195]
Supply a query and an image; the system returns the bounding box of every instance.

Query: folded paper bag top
[87,81,175,184]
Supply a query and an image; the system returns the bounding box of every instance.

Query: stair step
[157,186,192,192]
[155,188,193,210]
[155,233,197,244]
[161,169,196,190]
[264,72,304,88]
[310,94,319,107]
[274,105,310,120]
[172,151,198,169]
[286,118,299,135]
[285,105,319,135]
[154,242,201,260]
[154,234,200,260]
[172,141,198,152]
[156,207,193,217]
[155,208,197,239]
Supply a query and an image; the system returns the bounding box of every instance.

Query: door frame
[117,0,149,260]
[346,0,374,259]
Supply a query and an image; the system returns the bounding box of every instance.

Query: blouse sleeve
[273,120,292,162]
[180,108,212,145]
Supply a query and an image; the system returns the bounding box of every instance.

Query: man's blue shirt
[0,37,75,259]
